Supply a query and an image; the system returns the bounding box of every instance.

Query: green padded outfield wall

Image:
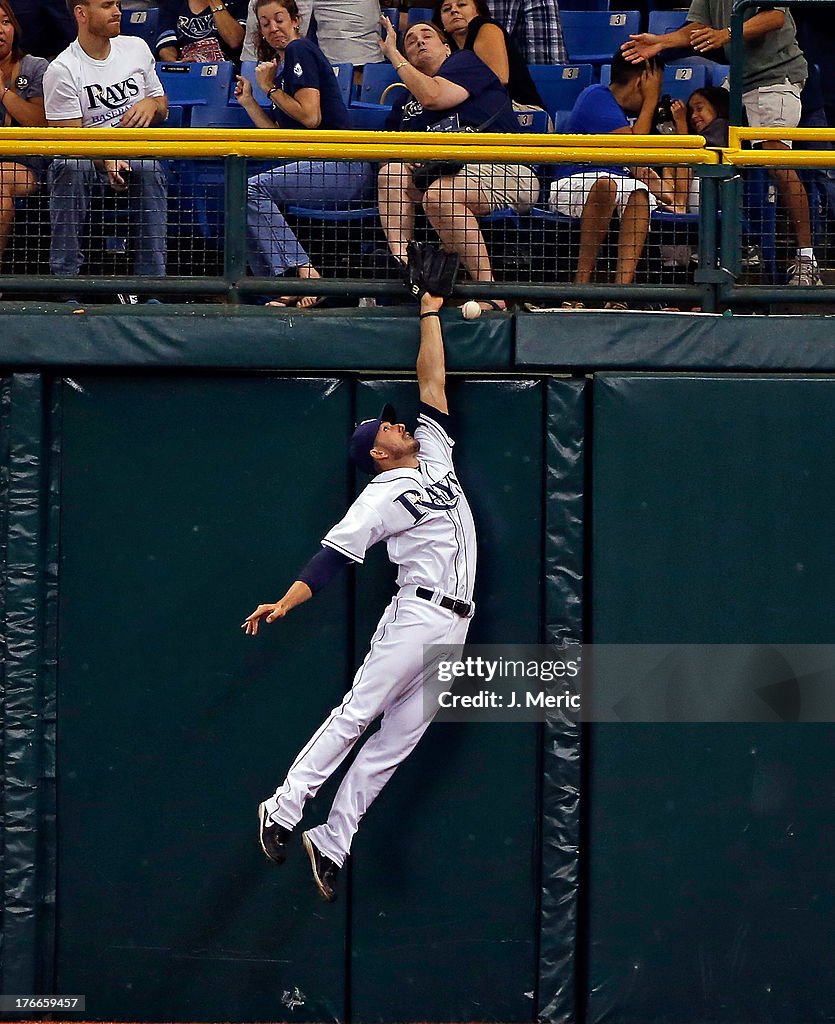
[49,369,575,1022]
[589,374,835,1024]
[10,309,835,1024]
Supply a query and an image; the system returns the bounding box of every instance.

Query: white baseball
[461,300,482,320]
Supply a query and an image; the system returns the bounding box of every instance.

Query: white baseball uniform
[262,402,477,866]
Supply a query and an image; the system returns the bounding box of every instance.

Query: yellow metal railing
[0,128,719,165]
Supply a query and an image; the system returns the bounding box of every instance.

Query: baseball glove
[405,241,460,299]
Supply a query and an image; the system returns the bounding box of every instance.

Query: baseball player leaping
[242,244,476,902]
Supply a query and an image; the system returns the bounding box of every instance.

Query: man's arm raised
[417,293,448,415]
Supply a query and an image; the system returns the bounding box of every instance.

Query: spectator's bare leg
[574,177,618,283]
[615,189,651,286]
[422,176,504,307]
[0,164,36,259]
[763,141,812,249]
[378,162,421,263]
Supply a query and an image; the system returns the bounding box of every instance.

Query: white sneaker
[786,257,823,286]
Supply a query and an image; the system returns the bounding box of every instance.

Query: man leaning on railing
[622,0,821,287]
[43,0,169,291]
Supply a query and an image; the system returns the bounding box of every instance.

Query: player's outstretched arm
[241,580,312,635]
[417,293,448,415]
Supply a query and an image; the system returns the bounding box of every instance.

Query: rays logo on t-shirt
[84,75,140,110]
[293,62,303,76]
[402,97,423,121]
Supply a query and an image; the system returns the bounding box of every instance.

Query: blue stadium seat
[155,61,235,116]
[560,0,610,9]
[553,109,573,132]
[381,6,399,26]
[647,9,688,35]
[121,6,159,48]
[710,63,730,86]
[561,10,641,63]
[165,104,185,127]
[406,7,433,24]
[349,104,392,131]
[514,109,553,132]
[528,64,593,119]
[190,104,255,128]
[238,61,271,107]
[357,63,403,105]
[331,62,354,107]
[663,63,708,102]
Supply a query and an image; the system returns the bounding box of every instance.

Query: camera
[655,94,676,134]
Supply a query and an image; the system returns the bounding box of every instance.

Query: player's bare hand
[689,24,729,53]
[241,602,287,635]
[621,33,662,63]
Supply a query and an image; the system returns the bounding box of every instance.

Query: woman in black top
[432,0,542,108]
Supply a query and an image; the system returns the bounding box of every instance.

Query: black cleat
[302,831,339,902]
[258,802,292,864]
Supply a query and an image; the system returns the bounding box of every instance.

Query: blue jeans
[246,159,374,278]
[48,158,167,277]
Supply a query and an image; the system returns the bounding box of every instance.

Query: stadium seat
[529,64,594,119]
[647,9,688,35]
[710,63,730,86]
[357,63,401,105]
[514,109,553,132]
[406,7,433,24]
[238,61,271,107]
[349,104,392,131]
[560,0,610,9]
[155,61,235,116]
[121,6,159,48]
[331,63,354,107]
[166,104,185,127]
[663,63,708,102]
[190,104,254,128]
[561,10,641,63]
[381,6,399,26]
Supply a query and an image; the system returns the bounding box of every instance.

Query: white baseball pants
[264,593,472,866]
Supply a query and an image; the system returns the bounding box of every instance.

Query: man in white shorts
[623,0,820,286]
[549,53,665,307]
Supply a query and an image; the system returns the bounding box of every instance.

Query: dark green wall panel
[57,377,353,1022]
[588,374,835,1024]
[349,380,543,1022]
[539,379,586,1024]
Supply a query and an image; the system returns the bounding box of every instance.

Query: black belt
[415,586,472,618]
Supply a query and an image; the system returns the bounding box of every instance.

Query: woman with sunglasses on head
[432,0,542,109]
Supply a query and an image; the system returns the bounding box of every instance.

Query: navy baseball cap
[349,402,397,475]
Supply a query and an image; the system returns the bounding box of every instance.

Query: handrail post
[223,155,248,305]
